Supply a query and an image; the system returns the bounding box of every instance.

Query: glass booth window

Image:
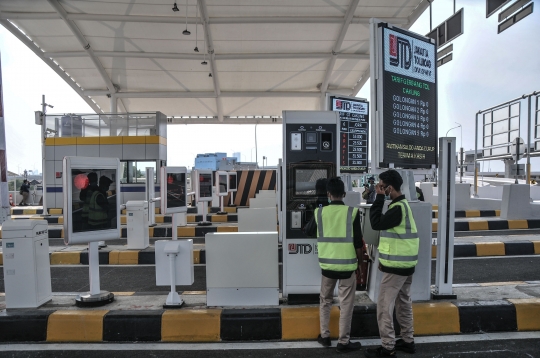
[120,161,157,184]
[72,169,117,233]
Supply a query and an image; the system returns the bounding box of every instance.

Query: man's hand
[375,183,386,195]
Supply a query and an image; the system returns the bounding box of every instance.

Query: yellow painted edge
[49,208,63,215]
[145,136,160,144]
[111,292,135,296]
[495,210,501,216]
[178,227,196,237]
[120,216,127,225]
[162,309,221,342]
[281,307,319,340]
[50,252,81,265]
[100,137,123,145]
[508,298,540,331]
[118,250,139,265]
[155,215,165,223]
[193,249,200,264]
[468,221,489,231]
[412,302,460,335]
[224,207,237,213]
[58,217,64,224]
[431,245,437,258]
[507,220,528,229]
[433,205,438,210]
[121,209,127,215]
[47,310,108,342]
[76,137,100,145]
[109,250,120,265]
[61,228,64,238]
[432,222,438,232]
[532,241,540,254]
[465,210,481,217]
[217,226,238,233]
[155,207,161,214]
[23,209,38,215]
[211,215,228,223]
[122,136,146,144]
[55,137,77,146]
[149,226,154,237]
[475,242,505,256]
[186,215,195,223]
[45,137,55,146]
[0,254,3,265]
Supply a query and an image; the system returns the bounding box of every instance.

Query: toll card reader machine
[281,111,340,302]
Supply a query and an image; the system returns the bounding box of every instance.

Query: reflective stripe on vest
[378,199,419,268]
[88,191,108,226]
[315,205,358,271]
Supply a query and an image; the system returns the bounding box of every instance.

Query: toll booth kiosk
[281,111,340,302]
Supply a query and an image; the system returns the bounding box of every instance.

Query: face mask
[385,195,391,200]
[328,198,332,203]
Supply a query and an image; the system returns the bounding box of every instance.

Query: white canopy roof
[0,0,429,123]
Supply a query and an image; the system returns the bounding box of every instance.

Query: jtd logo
[288,243,313,254]
[389,34,411,70]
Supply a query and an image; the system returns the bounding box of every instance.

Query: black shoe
[336,341,362,353]
[317,334,331,347]
[395,339,416,353]
[364,346,397,357]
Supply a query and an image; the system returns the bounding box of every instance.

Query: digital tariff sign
[330,95,369,173]
[381,25,437,168]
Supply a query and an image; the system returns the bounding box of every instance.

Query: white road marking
[0,332,538,351]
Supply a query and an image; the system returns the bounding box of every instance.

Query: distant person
[366,170,419,357]
[87,175,113,230]
[80,172,99,230]
[416,186,424,201]
[363,176,376,204]
[19,179,30,206]
[305,177,363,353]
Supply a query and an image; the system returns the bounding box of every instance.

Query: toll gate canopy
[0,0,428,123]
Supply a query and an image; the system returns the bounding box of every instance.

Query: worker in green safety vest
[365,169,419,358]
[304,177,363,353]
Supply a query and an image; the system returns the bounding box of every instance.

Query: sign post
[511,137,525,183]
[371,21,438,169]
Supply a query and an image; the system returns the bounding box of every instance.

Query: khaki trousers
[319,273,356,344]
[376,272,414,350]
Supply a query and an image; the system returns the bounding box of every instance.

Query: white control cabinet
[2,220,52,308]
[126,200,149,249]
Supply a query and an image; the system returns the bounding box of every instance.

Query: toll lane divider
[1,240,538,267]
[432,210,501,219]
[431,219,540,232]
[10,206,238,217]
[1,299,539,342]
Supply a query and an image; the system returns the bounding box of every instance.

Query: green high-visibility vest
[378,199,419,268]
[315,205,358,272]
[88,191,108,227]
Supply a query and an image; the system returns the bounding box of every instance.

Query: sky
[0,0,539,174]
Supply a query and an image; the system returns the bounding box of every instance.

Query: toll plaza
[1,0,540,354]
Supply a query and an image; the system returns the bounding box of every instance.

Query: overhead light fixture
[182,0,190,35]
[209,73,212,77]
[194,0,199,51]
[201,60,207,65]
[172,2,179,12]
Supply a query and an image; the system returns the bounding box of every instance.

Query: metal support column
[433,137,457,299]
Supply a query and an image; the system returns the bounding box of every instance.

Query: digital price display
[160,167,187,214]
[381,25,437,168]
[198,173,213,201]
[228,172,237,192]
[330,96,369,173]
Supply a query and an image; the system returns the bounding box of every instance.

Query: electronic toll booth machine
[281,111,340,301]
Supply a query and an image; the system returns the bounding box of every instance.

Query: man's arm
[303,215,317,238]
[369,194,402,230]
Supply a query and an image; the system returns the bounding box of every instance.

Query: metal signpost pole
[474,112,479,196]
[433,137,457,299]
[0,55,10,224]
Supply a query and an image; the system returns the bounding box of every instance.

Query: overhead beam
[198,0,223,122]
[0,12,410,25]
[45,51,369,60]
[168,117,282,125]
[407,0,431,29]
[82,90,322,98]
[46,0,116,93]
[320,0,361,109]
[0,19,101,113]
